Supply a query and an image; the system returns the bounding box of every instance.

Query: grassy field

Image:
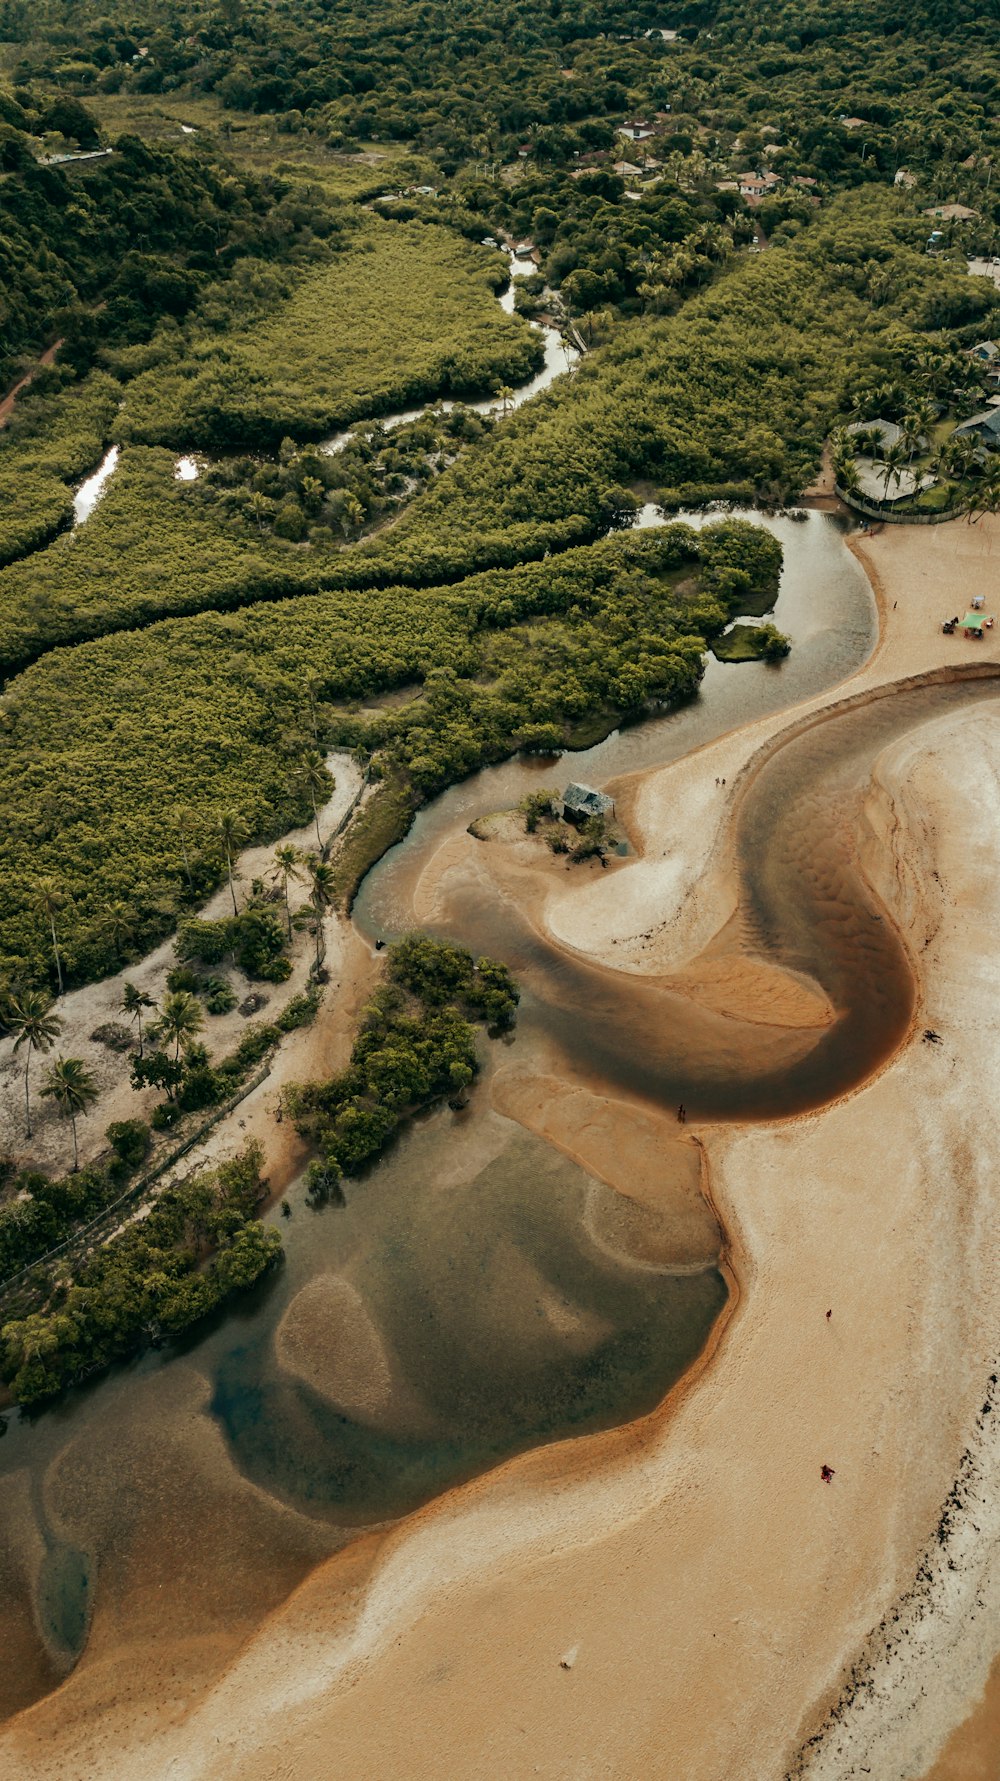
[0,446,312,675]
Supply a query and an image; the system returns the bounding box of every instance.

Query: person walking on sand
[826,1308,832,1321]
[821,1464,835,1483]
[677,1103,686,1123]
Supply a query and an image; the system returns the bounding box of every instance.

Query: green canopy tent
[959,612,986,631]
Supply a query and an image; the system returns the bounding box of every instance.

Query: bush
[167,964,201,993]
[202,975,237,1014]
[105,1119,151,1169]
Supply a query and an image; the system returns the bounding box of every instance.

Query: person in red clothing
[820,1464,835,1483]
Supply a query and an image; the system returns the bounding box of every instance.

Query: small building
[619,119,655,141]
[563,783,614,824]
[844,418,904,451]
[39,147,114,167]
[953,409,1000,450]
[967,340,1000,364]
[840,116,871,131]
[516,143,532,159]
[853,463,935,503]
[613,160,644,179]
[738,172,780,199]
[894,168,917,189]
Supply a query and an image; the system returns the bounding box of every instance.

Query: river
[0,504,894,1723]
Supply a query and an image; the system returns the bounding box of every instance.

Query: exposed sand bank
[4,514,1000,1778]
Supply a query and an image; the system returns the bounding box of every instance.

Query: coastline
[3,515,1000,1777]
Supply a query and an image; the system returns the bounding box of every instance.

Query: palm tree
[965,464,1000,525]
[304,855,337,972]
[300,474,324,513]
[900,414,923,464]
[102,901,138,961]
[170,804,198,893]
[271,844,303,940]
[836,455,861,496]
[247,491,272,534]
[154,990,204,1062]
[218,810,249,916]
[295,751,333,853]
[880,441,908,503]
[41,1056,98,1172]
[33,877,69,996]
[120,980,155,1058]
[8,990,63,1137]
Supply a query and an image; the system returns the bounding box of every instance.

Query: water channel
[319,247,578,453]
[0,504,905,1722]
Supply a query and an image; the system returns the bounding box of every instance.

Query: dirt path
[0,754,365,1179]
[0,342,62,429]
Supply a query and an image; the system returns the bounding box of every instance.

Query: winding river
[0,505,914,1724]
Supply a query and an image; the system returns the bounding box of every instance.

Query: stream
[64,251,577,517]
[319,248,578,452]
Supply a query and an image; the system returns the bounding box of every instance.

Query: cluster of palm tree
[270,844,336,972]
[833,385,1000,510]
[5,990,97,1166]
[6,757,341,1171]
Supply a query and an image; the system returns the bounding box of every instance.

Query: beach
[3,514,1000,1779]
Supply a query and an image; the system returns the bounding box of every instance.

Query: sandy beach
[3,513,1000,1779]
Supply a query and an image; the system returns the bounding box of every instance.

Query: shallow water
[0,503,968,1728]
[72,445,119,524]
[356,509,875,936]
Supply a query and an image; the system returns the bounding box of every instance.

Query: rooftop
[954,409,1000,443]
[563,783,614,818]
[853,462,935,502]
[845,418,904,450]
[924,202,979,221]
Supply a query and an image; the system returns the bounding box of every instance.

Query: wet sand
[3,516,1000,1776]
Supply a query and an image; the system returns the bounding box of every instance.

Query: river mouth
[5,514,971,1730]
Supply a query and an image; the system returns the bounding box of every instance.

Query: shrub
[202,975,237,1014]
[105,1118,151,1169]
